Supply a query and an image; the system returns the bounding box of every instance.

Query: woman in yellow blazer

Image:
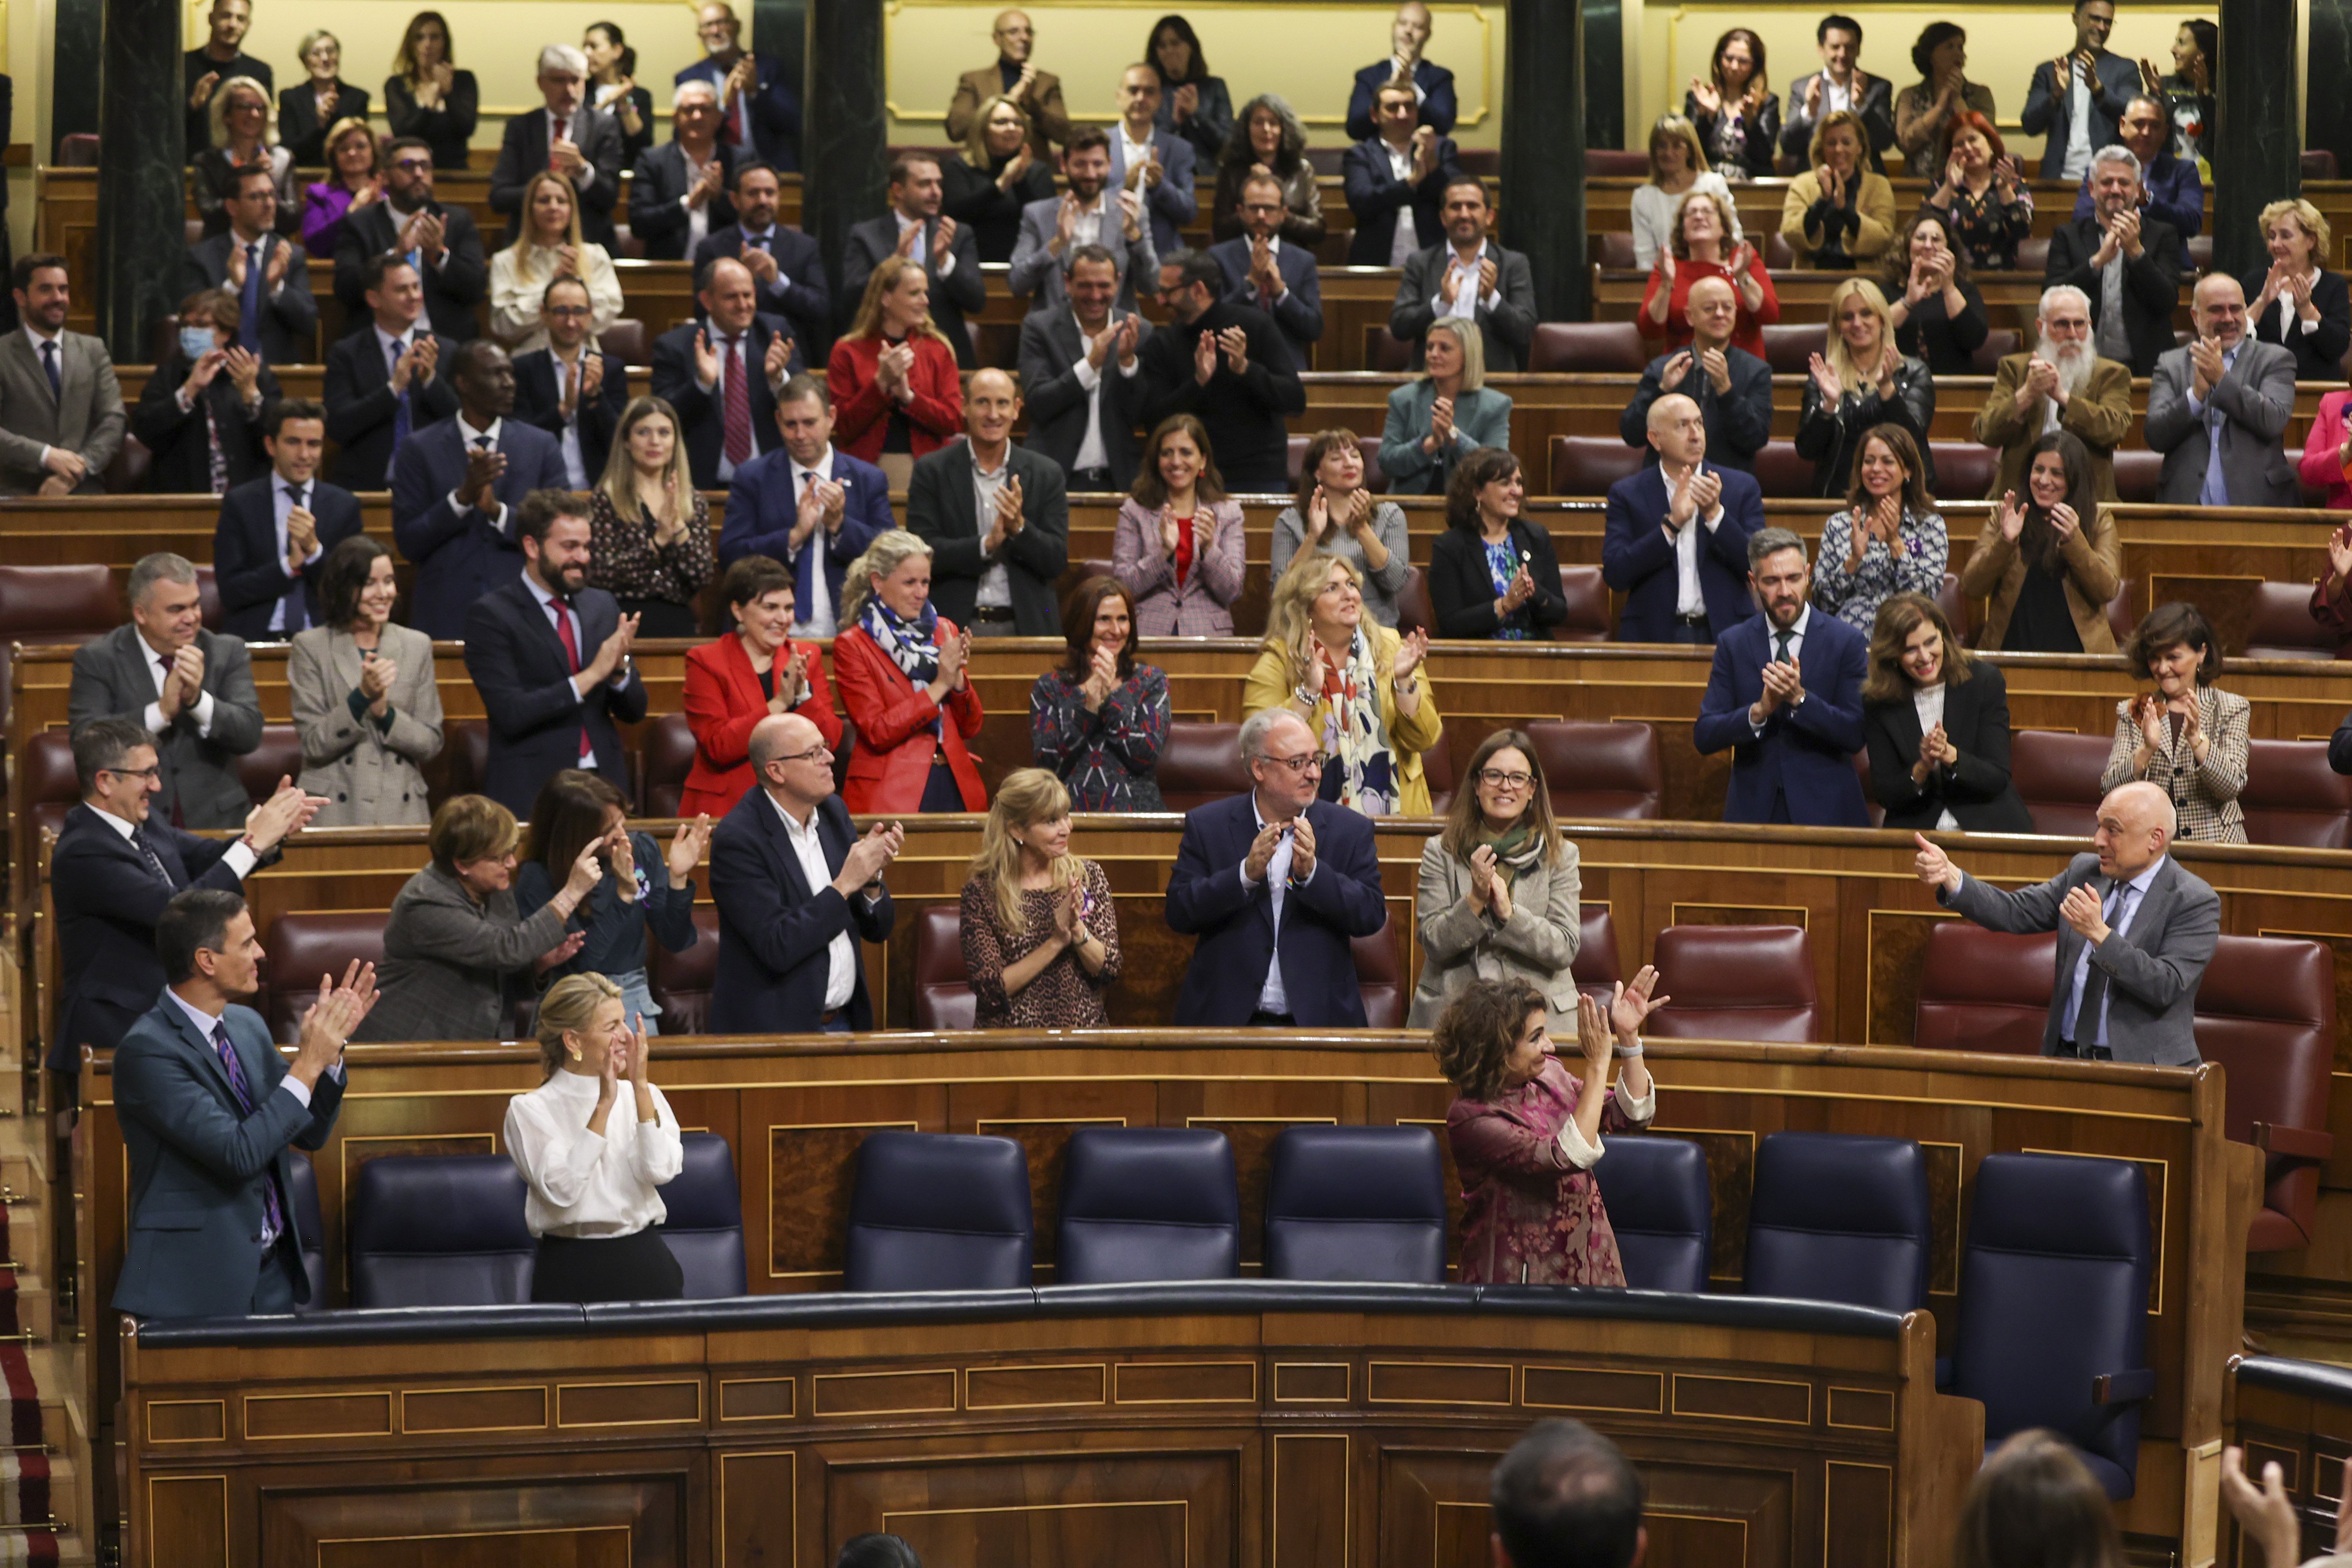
[1243,551,1442,817]
[1781,110,1896,270]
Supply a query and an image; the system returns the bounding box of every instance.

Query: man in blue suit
[510,278,631,490]
[1343,81,1461,266]
[1210,171,1324,371]
[462,490,648,816]
[1166,710,1388,1027]
[718,374,891,639]
[690,162,830,353]
[650,257,802,489]
[708,714,900,1034]
[111,888,372,1318]
[677,2,800,171]
[212,398,363,641]
[392,340,568,640]
[1344,3,1458,141]
[1603,394,1764,644]
[1693,527,1871,826]
[1107,65,1198,265]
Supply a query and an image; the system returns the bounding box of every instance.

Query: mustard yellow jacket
[1243,621,1445,816]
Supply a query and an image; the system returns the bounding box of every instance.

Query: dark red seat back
[2242,740,2352,849]
[649,907,723,1035]
[1523,720,1662,819]
[2242,582,2340,661]
[1548,436,1642,498]
[914,904,976,1032]
[1913,924,2055,1056]
[2196,935,2335,1250]
[1648,925,1819,1042]
[263,913,390,1042]
[1528,321,1649,374]
[2009,730,2112,838]
[1557,567,1610,642]
[233,724,306,807]
[1353,914,1405,1028]
[1155,723,1250,811]
[640,713,699,819]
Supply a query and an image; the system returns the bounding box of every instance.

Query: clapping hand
[1609,965,1669,1038]
[2190,335,2226,398]
[535,928,587,976]
[1752,654,1805,722]
[836,821,903,892]
[668,815,713,888]
[764,333,795,384]
[1995,489,2027,543]
[358,651,396,708]
[605,826,638,901]
[1699,346,1731,392]
[2327,521,2352,584]
[2221,1446,2342,1568]
[1159,505,1184,557]
[1304,483,1335,542]
[2049,502,2080,542]
[1192,327,1219,386]
[1080,643,1120,710]
[1051,880,1084,946]
[223,346,260,402]
[292,959,377,1078]
[2132,690,2169,749]
[1393,626,1429,683]
[1689,76,1722,115]
[1217,325,1250,376]
[984,475,1025,552]
[932,216,959,266]
[1658,350,1693,393]
[183,347,228,396]
[462,444,506,511]
[892,219,924,259]
[1816,162,1846,204]
[1429,394,1455,447]
[160,642,206,721]
[1576,992,1615,1071]
[1288,815,1317,879]
[263,242,291,290]
[1466,842,1499,913]
[1243,821,1287,882]
[768,652,807,713]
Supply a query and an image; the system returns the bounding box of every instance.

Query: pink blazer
[1111,497,1246,636]
[2299,389,2352,509]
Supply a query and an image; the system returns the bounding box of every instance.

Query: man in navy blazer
[213,399,363,640]
[111,888,370,1318]
[1344,82,1462,266]
[1604,394,1764,644]
[1209,170,1324,370]
[462,491,648,816]
[1344,4,1458,140]
[510,278,630,490]
[180,167,318,366]
[322,256,461,492]
[690,162,830,352]
[1166,710,1388,1027]
[677,3,801,171]
[487,47,623,246]
[718,374,891,638]
[650,257,802,489]
[1108,66,1199,265]
[392,341,568,640]
[627,82,735,260]
[707,714,900,1034]
[1693,527,1871,826]
[842,156,987,368]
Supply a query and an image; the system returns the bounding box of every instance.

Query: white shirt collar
[459,413,502,446]
[374,321,418,355]
[790,444,836,484]
[90,802,140,840]
[22,322,60,351]
[764,787,820,837]
[164,985,225,1036]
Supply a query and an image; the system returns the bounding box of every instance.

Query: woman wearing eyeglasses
[1411,728,1582,1029]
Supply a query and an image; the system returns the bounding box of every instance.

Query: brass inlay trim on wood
[719,1449,795,1568]
[812,1367,959,1417]
[554,1378,705,1428]
[242,1388,393,1440]
[964,1362,1109,1410]
[1271,1362,1352,1404]
[1825,1459,1896,1556]
[147,1474,229,1568]
[1367,1360,1514,1406]
[1521,1365,1666,1415]
[143,1398,225,1444]
[397,1384,550,1434]
[1826,1386,1896,1431]
[1273,1432,1350,1568]
[1669,1372,1814,1426]
[1112,1359,1259,1405]
[718,1376,797,1422]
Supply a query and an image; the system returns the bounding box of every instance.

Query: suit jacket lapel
[757,793,815,902]
[164,997,242,1103]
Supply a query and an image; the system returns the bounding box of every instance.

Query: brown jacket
[1972,352,2133,502]
[945,65,1070,156]
[1960,503,2122,653]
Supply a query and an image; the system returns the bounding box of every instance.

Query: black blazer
[2239,266,2352,382]
[322,324,461,491]
[1894,278,1991,377]
[1016,304,1146,490]
[1795,358,1937,496]
[129,355,279,494]
[1619,346,1773,472]
[941,152,1058,263]
[648,312,800,488]
[1134,298,1304,493]
[706,788,894,1034]
[1863,661,2036,833]
[2045,217,2182,377]
[1341,135,1462,266]
[1428,518,1570,639]
[842,214,986,369]
[212,474,364,639]
[511,348,629,485]
[392,415,570,640]
[331,199,489,343]
[628,141,737,259]
[382,70,479,170]
[179,232,319,365]
[692,226,831,353]
[461,575,649,815]
[487,107,624,245]
[278,80,372,165]
[905,442,1071,634]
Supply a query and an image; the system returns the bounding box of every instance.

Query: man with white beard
[1973,284,2131,501]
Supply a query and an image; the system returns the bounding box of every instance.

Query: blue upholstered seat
[1263,1126,1446,1283]
[843,1131,1033,1292]
[1056,1128,1239,1285]
[348,1155,536,1308]
[1592,1137,1711,1292]
[285,1153,328,1311]
[1745,1132,1930,1312]
[658,1132,747,1299]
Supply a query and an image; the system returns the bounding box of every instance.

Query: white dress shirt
[140,631,220,738]
[1238,793,1317,1016]
[2063,61,2094,179]
[1662,465,1727,616]
[503,1066,685,1238]
[894,210,956,276]
[2273,287,2323,343]
[267,474,327,631]
[450,413,512,530]
[768,790,856,1010]
[2061,855,2165,1049]
[674,145,723,254]
[1118,126,1156,187]
[788,445,841,638]
[1069,313,1140,475]
[546,346,591,488]
[1381,140,1420,265]
[1433,239,1501,322]
[1064,190,1107,252]
[93,798,258,881]
[970,446,1014,609]
[1911,682,1960,830]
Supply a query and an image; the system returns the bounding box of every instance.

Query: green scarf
[1476,819,1546,888]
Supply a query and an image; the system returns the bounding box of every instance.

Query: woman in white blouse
[489,170,625,354]
[1630,114,1742,270]
[504,972,686,1303]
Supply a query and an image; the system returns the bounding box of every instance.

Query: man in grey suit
[68,553,265,830]
[0,253,124,495]
[1017,246,1145,491]
[180,165,318,366]
[1209,170,1324,371]
[2144,274,2300,508]
[841,154,986,369]
[1007,129,1154,314]
[112,888,372,1319]
[1390,178,1537,372]
[908,369,1070,636]
[487,45,624,247]
[1913,781,2219,1065]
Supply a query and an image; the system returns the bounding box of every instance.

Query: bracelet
[1293,683,1319,707]
[1612,1038,1645,1059]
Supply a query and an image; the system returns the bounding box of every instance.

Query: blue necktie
[2199,347,2233,507]
[39,339,59,403]
[210,1020,286,1246]
[386,336,411,480]
[281,485,310,633]
[239,242,264,356]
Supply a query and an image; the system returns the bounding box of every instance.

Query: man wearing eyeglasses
[511,276,630,488]
[47,716,319,1099]
[1208,171,1324,371]
[1167,707,1387,1026]
[331,135,488,344]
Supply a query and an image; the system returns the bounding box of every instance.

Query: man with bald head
[1602,391,1765,643]
[907,368,1069,636]
[707,712,903,1034]
[1914,780,2218,1064]
[1620,275,1770,475]
[945,10,1070,159]
[651,253,801,487]
[2144,273,2298,508]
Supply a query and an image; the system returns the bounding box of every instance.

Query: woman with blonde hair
[1243,551,1442,817]
[1412,729,1582,1030]
[1781,110,1895,269]
[1378,318,1513,499]
[194,76,296,237]
[1795,278,1934,497]
[384,10,479,171]
[2241,197,2351,382]
[586,396,714,639]
[280,30,371,165]
[958,768,1121,1029]
[1630,113,1742,269]
[943,95,1057,263]
[828,256,965,489]
[833,529,987,814]
[300,116,385,260]
[505,972,686,1304]
[490,171,623,352]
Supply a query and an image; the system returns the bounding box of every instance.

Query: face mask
[180,327,216,362]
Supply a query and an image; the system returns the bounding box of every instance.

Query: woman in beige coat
[1410,729,1584,1031]
[288,537,443,826]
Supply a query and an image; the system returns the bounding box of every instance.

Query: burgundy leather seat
[1155,723,1249,810]
[1912,924,2056,1056]
[1594,232,1638,270]
[193,564,224,630]
[601,320,646,362]
[2196,935,2336,1251]
[2242,740,2352,850]
[640,712,698,819]
[1353,914,1405,1028]
[1522,720,1661,819]
[1419,724,1456,815]
[1648,925,1820,1042]
[1571,906,1622,1008]
[1396,567,1433,638]
[1759,323,1827,375]
[2104,578,2136,646]
[1972,330,2021,373]
[262,913,390,1043]
[2010,730,2112,838]
[423,717,489,809]
[649,907,723,1034]
[1585,149,1652,177]
[2242,582,2341,661]
[0,564,122,725]
[2015,237,2051,274]
[1751,441,1813,499]
[1365,326,1414,373]
[1528,322,1649,374]
[1548,436,1642,498]
[1852,748,1881,828]
[233,724,306,806]
[1557,567,1610,642]
[2111,449,2162,502]
[914,904,976,1032]
[21,729,80,861]
[1928,443,1997,503]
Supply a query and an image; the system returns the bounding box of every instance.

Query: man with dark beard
[1973,284,2131,500]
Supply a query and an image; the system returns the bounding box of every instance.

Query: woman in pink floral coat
[1438,972,1666,1286]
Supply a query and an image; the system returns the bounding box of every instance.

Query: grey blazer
[1940,853,2220,1066]
[1409,833,1583,1029]
[1379,380,1513,495]
[1390,241,1537,372]
[2144,337,2299,508]
[0,328,126,494]
[67,623,263,828]
[287,623,444,827]
[352,862,571,1043]
[1005,194,1156,314]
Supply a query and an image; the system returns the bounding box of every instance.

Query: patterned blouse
[1447,1058,1658,1286]
[959,858,1123,1029]
[1812,506,1950,632]
[1938,182,2035,271]
[586,487,717,610]
[1030,664,1169,812]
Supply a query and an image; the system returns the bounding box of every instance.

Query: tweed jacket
[1112,497,1246,636]
[352,863,570,1043]
[2098,684,2251,845]
[1409,833,1583,1030]
[0,327,126,494]
[286,623,443,827]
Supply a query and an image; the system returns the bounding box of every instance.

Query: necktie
[129,826,175,888]
[721,336,753,467]
[549,600,594,763]
[2200,349,2233,507]
[239,243,264,355]
[2070,882,2131,1049]
[387,336,411,477]
[796,468,821,609]
[158,652,188,829]
[209,1020,286,1246]
[39,339,59,403]
[1772,628,1794,664]
[550,116,569,170]
[281,485,309,632]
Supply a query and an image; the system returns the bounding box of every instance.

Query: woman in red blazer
[832,529,987,814]
[678,555,843,819]
[827,255,965,487]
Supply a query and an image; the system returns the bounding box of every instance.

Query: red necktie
[722,336,753,467]
[550,116,569,169]
[549,603,593,763]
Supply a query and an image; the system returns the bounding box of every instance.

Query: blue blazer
[1693,609,1871,827]
[675,55,801,171]
[692,226,831,352]
[706,788,894,1033]
[1165,794,1387,1027]
[648,311,802,488]
[389,415,568,640]
[1342,134,1462,266]
[111,995,343,1317]
[1602,462,1764,641]
[212,475,364,641]
[719,446,891,611]
[1207,236,1324,368]
[1346,58,1459,141]
[510,349,629,488]
[461,576,650,815]
[1105,127,1198,261]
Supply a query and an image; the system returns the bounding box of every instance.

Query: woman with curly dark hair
[2101,602,2248,845]
[1436,974,1665,1285]
[1210,94,1324,247]
[1881,209,1988,375]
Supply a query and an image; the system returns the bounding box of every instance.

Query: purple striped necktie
[210,1021,286,1243]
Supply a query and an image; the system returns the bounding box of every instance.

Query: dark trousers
[2055,1040,2115,1062]
[530,1228,685,1304]
[250,1237,301,1314]
[1661,619,1713,645]
[919,760,966,812]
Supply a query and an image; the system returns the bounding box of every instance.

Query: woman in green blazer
[1379,318,1514,496]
